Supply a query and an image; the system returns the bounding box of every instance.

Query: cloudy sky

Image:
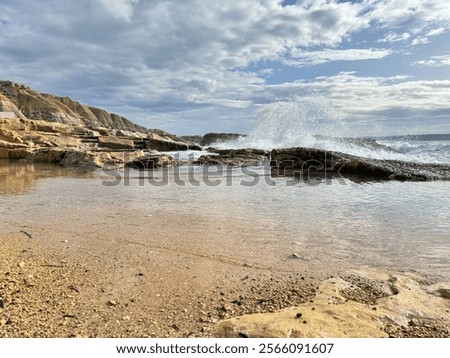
[1,0,450,135]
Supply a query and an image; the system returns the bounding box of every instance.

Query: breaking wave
[217,101,450,164]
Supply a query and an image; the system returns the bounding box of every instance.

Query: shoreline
[1,161,449,338]
[1,232,448,338]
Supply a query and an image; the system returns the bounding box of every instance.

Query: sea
[1,102,449,281]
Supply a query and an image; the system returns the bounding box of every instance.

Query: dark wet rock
[270,147,450,181]
[126,154,176,169]
[195,148,269,167]
[343,138,398,152]
[200,133,245,146]
[179,135,203,146]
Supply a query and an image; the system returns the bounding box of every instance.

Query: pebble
[107,300,118,306]
[18,262,26,269]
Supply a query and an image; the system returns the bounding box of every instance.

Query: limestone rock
[98,137,135,150]
[215,269,450,338]
[0,81,148,133]
[0,81,196,168]
[144,133,201,151]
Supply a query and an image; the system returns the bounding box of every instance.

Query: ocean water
[215,101,450,164]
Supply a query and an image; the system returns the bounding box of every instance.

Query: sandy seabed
[1,222,448,338]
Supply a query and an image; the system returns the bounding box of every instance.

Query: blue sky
[1,0,450,135]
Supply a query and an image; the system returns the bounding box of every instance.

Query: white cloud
[367,0,450,26]
[260,73,450,123]
[378,32,410,43]
[426,27,446,37]
[411,37,430,46]
[285,48,393,66]
[367,0,450,47]
[414,55,450,67]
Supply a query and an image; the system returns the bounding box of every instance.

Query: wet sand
[1,213,449,338]
[0,229,321,338]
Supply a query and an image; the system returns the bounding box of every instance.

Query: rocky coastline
[2,81,450,182]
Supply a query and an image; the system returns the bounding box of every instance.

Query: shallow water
[1,161,449,279]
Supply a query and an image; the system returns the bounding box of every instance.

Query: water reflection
[0,160,97,195]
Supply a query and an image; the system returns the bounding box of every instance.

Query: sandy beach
[0,227,321,338]
[1,201,449,338]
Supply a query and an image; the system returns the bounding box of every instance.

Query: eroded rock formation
[0,81,199,167]
[271,147,450,181]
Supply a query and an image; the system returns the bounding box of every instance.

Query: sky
[1,0,450,136]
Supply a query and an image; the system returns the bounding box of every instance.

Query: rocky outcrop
[0,81,147,133]
[27,148,144,168]
[195,148,269,167]
[0,117,141,167]
[97,136,135,150]
[126,154,177,169]
[179,135,203,146]
[0,81,201,167]
[178,133,246,147]
[200,132,244,146]
[271,147,450,181]
[144,133,202,151]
